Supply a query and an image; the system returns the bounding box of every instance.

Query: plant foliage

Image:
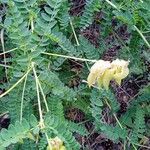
[0,0,149,149]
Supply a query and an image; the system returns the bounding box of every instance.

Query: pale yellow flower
[87,59,129,90]
[111,59,129,85]
[87,60,111,87]
[47,137,66,150]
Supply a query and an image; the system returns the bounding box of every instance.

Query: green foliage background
[0,0,149,149]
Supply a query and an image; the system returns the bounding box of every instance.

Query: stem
[32,62,44,125]
[31,17,34,33]
[0,64,12,68]
[0,45,26,56]
[32,62,52,149]
[133,25,150,49]
[70,19,80,46]
[129,140,150,149]
[1,29,8,81]
[105,0,120,10]
[37,78,49,112]
[0,67,32,98]
[42,52,97,62]
[20,74,28,122]
[45,133,52,150]
[70,19,90,70]
[113,113,123,129]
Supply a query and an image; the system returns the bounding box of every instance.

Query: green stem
[0,67,32,98]
[0,64,12,68]
[30,17,34,33]
[45,133,52,150]
[42,52,96,62]
[133,25,150,48]
[32,62,44,125]
[105,0,120,10]
[20,74,28,122]
[1,29,8,81]
[32,62,52,149]
[0,45,27,56]
[70,19,80,46]
[37,78,49,112]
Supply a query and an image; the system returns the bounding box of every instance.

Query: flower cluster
[87,59,129,90]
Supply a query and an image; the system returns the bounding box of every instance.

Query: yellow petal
[113,67,129,85]
[111,59,129,85]
[90,60,111,75]
[60,146,66,150]
[87,58,129,89]
[102,68,116,90]
[87,60,111,87]
[111,59,129,68]
[97,75,103,88]
[87,72,98,87]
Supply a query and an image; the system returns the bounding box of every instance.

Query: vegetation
[0,0,149,149]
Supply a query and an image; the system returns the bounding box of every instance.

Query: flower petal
[87,60,111,87]
[87,59,129,89]
[113,67,129,85]
[102,68,116,90]
[87,72,98,87]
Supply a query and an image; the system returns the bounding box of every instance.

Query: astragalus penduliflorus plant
[0,0,150,150]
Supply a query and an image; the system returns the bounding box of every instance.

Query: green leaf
[41,12,52,22]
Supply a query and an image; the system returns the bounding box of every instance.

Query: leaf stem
[37,78,49,112]
[20,74,28,122]
[70,19,80,46]
[32,62,44,126]
[105,0,120,10]
[0,64,12,68]
[32,62,52,149]
[133,25,150,48]
[0,67,32,98]
[45,133,53,150]
[0,45,26,56]
[42,52,97,62]
[1,29,8,81]
[30,17,34,33]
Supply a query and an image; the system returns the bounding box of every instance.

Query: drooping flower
[87,59,129,90]
[111,59,129,85]
[87,60,111,87]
